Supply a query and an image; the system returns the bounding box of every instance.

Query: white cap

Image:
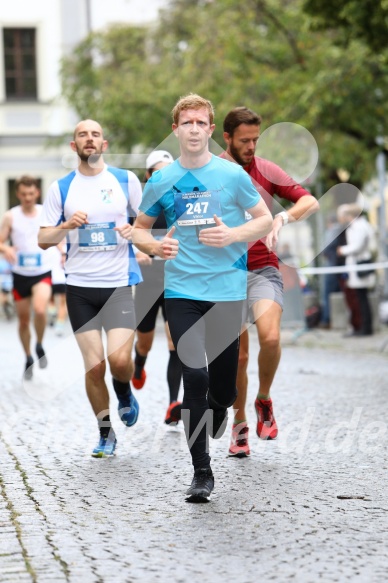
[146,150,174,170]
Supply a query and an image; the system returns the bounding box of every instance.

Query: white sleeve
[127,171,143,217]
[40,182,64,227]
[341,223,367,256]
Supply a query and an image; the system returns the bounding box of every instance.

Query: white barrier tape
[298,261,388,275]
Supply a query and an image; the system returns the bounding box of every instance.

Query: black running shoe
[186,468,214,503]
[24,356,34,381]
[210,407,228,439]
[36,343,48,369]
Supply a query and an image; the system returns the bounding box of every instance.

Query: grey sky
[89,0,169,29]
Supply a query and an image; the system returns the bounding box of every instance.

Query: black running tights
[165,298,242,469]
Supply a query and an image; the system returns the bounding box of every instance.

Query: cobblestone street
[0,317,387,583]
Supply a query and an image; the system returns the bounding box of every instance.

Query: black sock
[98,415,113,438]
[167,350,182,403]
[26,355,34,368]
[112,377,131,398]
[134,344,147,377]
[36,343,45,358]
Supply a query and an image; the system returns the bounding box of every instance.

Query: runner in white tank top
[0,176,53,379]
[10,205,52,276]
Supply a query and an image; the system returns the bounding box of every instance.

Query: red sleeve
[250,157,313,203]
[246,158,314,271]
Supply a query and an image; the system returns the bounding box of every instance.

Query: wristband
[275,211,289,226]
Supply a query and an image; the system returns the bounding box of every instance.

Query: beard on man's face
[77,148,103,164]
[228,143,251,167]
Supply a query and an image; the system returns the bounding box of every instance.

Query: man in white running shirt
[0,176,52,380]
[38,119,143,458]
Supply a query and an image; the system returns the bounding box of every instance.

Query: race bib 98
[78,222,117,252]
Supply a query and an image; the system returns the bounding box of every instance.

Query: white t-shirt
[11,205,54,276]
[40,165,143,287]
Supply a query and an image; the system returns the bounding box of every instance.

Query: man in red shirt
[221,106,319,456]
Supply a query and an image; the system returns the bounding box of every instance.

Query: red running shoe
[228,422,250,457]
[164,401,182,425]
[132,368,146,390]
[255,398,278,440]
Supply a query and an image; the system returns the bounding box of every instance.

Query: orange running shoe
[132,368,146,390]
[254,398,278,440]
[228,422,250,457]
[164,401,182,425]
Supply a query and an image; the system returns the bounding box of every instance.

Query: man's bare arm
[279,195,319,224]
[0,212,16,263]
[132,212,179,260]
[38,211,88,249]
[267,194,320,251]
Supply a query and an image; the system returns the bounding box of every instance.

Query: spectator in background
[319,214,346,329]
[337,204,376,336]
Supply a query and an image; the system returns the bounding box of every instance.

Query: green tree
[303,0,388,54]
[60,0,388,193]
[60,25,176,152]
[153,0,388,189]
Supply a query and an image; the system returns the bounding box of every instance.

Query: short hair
[15,175,40,191]
[345,203,363,218]
[223,107,262,136]
[171,93,215,125]
[337,203,362,220]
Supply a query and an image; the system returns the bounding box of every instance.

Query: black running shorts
[52,283,66,296]
[66,285,136,333]
[134,260,167,332]
[12,271,52,301]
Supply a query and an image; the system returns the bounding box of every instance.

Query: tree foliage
[60,0,388,192]
[60,26,176,150]
[303,0,388,54]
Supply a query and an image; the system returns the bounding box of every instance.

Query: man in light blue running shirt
[132,94,272,502]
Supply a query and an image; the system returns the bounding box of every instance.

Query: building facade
[0,0,164,213]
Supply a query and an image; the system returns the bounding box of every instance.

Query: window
[3,28,37,100]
